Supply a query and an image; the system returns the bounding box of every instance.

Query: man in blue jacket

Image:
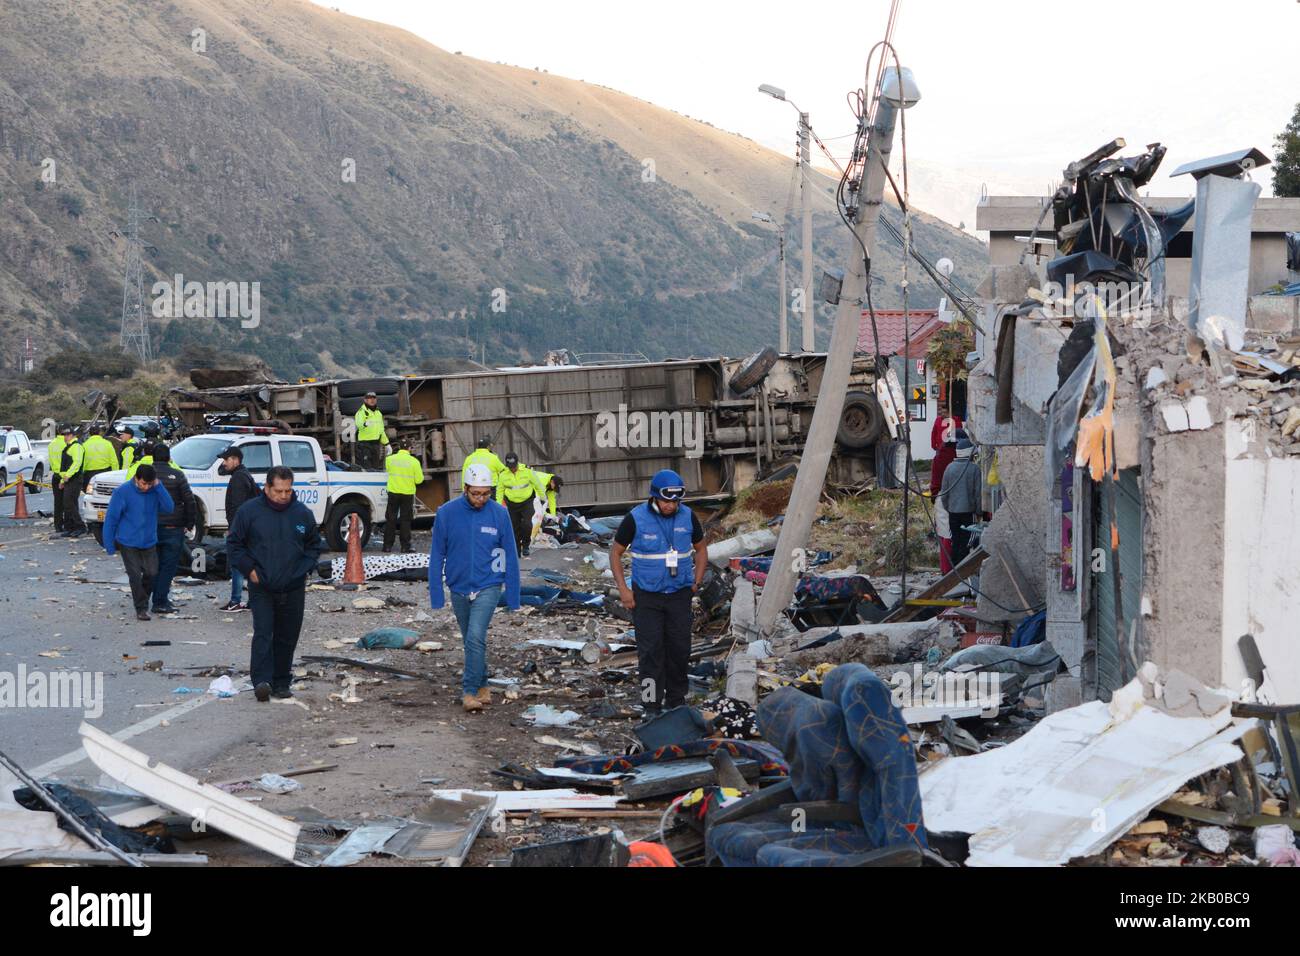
[226,465,323,702]
[609,469,707,716]
[101,464,174,622]
[429,462,521,712]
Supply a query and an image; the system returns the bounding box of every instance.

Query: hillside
[0,0,986,378]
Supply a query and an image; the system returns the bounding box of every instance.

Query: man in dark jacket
[225,465,322,702]
[149,445,197,615]
[219,446,259,612]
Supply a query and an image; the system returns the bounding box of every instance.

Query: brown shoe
[476,687,493,705]
[462,694,483,712]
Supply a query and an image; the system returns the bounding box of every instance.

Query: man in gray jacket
[940,430,982,567]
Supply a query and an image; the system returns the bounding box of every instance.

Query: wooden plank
[883,547,989,623]
[1155,799,1300,832]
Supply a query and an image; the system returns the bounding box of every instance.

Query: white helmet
[464,463,494,489]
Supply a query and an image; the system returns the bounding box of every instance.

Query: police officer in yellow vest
[55,424,86,537]
[461,438,504,487]
[354,392,386,471]
[126,446,155,480]
[116,427,139,470]
[47,426,69,532]
[81,426,121,486]
[531,470,562,517]
[495,452,536,556]
[383,439,424,553]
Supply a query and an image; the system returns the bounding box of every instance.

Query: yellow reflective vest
[47,435,67,477]
[125,455,154,480]
[532,470,558,516]
[81,435,120,472]
[355,406,386,442]
[462,448,504,486]
[121,440,138,470]
[497,464,536,505]
[57,441,84,480]
[385,450,424,495]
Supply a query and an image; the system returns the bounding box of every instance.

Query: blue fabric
[1011,608,1048,647]
[230,566,245,604]
[709,663,927,866]
[226,495,322,593]
[151,526,186,609]
[451,585,501,696]
[102,480,174,555]
[508,585,604,608]
[428,495,520,610]
[628,501,694,593]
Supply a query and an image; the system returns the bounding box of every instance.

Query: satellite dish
[936,258,954,278]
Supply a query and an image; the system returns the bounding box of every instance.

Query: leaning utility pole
[755,67,918,641]
[798,112,814,352]
[118,183,152,363]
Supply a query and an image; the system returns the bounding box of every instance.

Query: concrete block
[1043,676,1084,714]
[1046,622,1087,673]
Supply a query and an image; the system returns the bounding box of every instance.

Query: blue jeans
[151,527,186,609]
[230,567,246,605]
[450,585,502,696]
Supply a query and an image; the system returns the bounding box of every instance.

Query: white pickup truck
[80,430,388,551]
[0,427,46,495]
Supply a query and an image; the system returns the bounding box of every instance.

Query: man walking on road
[496,452,536,556]
[353,391,387,470]
[609,470,707,716]
[383,439,423,552]
[226,465,323,702]
[100,464,174,622]
[429,462,520,712]
[218,446,258,612]
[149,445,197,615]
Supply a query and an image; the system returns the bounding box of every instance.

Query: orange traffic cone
[9,475,30,519]
[341,513,365,586]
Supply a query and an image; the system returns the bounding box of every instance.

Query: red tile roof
[856,309,943,359]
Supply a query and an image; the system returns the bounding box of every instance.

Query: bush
[39,348,140,383]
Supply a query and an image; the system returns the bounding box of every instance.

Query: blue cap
[955,429,973,451]
[649,469,686,499]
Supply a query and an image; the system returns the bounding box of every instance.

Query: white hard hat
[464,463,493,489]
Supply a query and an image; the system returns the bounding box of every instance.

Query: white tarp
[919,677,1246,866]
[0,767,87,860]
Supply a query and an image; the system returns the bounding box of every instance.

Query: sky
[313,0,1297,225]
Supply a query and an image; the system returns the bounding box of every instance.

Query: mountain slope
[0,0,985,377]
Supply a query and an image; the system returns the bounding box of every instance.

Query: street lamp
[752,211,787,353]
[759,83,814,352]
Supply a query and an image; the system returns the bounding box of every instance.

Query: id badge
[666,549,679,577]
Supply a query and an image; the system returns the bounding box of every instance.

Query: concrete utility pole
[752,211,787,352]
[799,112,814,352]
[755,67,919,641]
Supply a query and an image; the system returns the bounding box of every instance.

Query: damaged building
[969,140,1300,712]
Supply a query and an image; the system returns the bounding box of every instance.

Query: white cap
[464,463,494,489]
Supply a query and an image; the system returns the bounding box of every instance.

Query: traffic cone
[9,475,30,519]
[342,513,365,586]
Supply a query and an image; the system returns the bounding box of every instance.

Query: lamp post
[751,211,787,353]
[759,84,814,352]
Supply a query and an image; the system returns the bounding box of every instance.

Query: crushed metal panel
[383,793,495,866]
[78,722,302,863]
[432,788,623,812]
[1187,174,1261,357]
[918,687,1246,866]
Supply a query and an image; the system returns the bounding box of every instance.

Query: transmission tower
[118,184,152,362]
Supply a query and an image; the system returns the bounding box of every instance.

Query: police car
[80,428,389,551]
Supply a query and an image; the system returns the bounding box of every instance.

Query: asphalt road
[0,488,314,782]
